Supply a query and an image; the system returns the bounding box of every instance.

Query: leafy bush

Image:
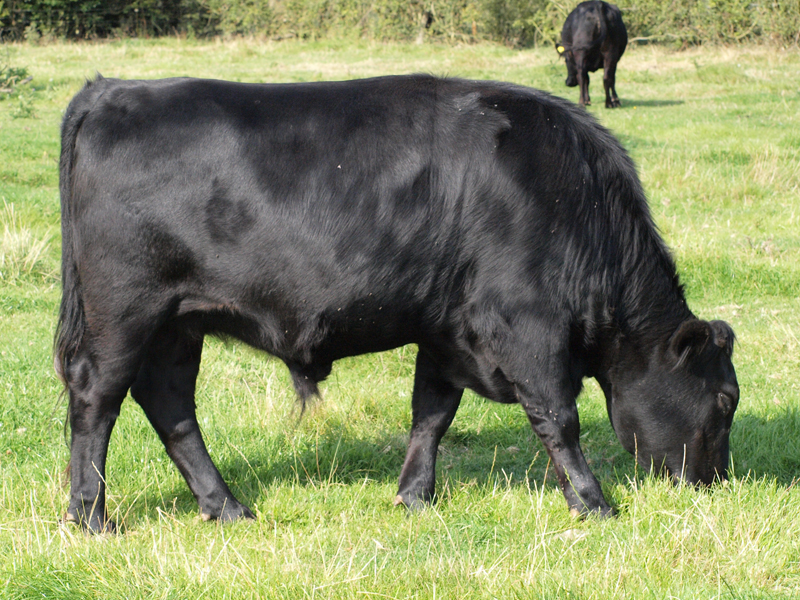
[0,0,193,40]
[1,0,798,45]
[616,0,794,46]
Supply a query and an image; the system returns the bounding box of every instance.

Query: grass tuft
[0,200,53,283]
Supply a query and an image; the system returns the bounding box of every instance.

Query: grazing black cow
[56,74,738,533]
[557,1,627,107]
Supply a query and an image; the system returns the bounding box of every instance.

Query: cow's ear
[709,320,735,357]
[669,319,711,368]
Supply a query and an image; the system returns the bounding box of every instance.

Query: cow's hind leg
[573,52,591,106]
[603,58,621,108]
[395,349,463,510]
[130,323,255,523]
[64,329,150,533]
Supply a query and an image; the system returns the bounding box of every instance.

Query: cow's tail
[589,5,610,53]
[54,77,106,398]
[566,5,610,55]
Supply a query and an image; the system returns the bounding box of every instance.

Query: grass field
[1,38,799,598]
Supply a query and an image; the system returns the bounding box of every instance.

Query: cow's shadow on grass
[728,410,800,485]
[132,408,633,521]
[619,99,684,108]
[132,406,800,523]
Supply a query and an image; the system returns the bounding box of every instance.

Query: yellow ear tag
[557,45,565,54]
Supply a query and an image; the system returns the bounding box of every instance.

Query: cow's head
[603,319,739,485]
[557,44,579,87]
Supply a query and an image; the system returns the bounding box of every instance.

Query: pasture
[1,39,799,598]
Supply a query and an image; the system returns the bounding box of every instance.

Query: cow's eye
[717,392,733,415]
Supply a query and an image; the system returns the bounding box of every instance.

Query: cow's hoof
[200,500,255,523]
[569,504,615,519]
[606,100,621,109]
[393,491,432,512]
[62,510,117,534]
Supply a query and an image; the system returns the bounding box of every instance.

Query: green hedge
[618,0,800,46]
[1,0,798,46]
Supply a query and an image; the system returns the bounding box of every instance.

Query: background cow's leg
[395,349,463,510]
[572,52,590,106]
[130,324,255,523]
[603,57,621,108]
[519,382,612,517]
[578,68,590,106]
[64,332,147,533]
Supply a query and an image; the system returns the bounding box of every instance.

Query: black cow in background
[56,74,738,533]
[557,1,628,107]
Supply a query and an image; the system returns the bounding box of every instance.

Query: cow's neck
[581,223,693,380]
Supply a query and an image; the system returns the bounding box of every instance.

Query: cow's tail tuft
[54,77,106,433]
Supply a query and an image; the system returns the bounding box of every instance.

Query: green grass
[1,39,799,598]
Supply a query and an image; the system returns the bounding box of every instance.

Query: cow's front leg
[130,325,254,523]
[395,349,463,510]
[520,385,612,517]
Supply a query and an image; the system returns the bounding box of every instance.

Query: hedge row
[1,0,798,46]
